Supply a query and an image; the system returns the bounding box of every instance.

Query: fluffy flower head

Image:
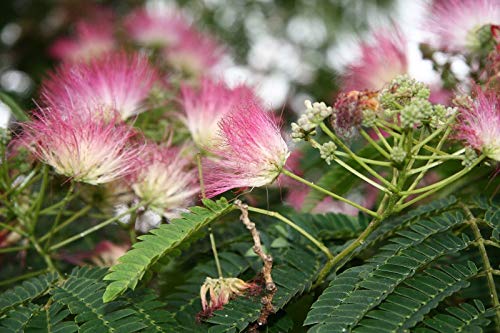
[427,0,500,52]
[42,52,159,120]
[124,7,189,48]
[203,101,289,198]
[50,20,115,62]
[181,78,255,148]
[455,88,500,161]
[164,29,222,76]
[131,145,199,215]
[343,31,407,91]
[20,111,140,185]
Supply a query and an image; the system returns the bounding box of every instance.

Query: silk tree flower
[50,19,116,62]
[455,88,500,161]
[203,102,290,198]
[41,52,159,120]
[131,145,199,217]
[427,0,500,52]
[124,7,189,48]
[20,110,140,185]
[164,28,222,76]
[181,78,255,148]
[343,31,408,91]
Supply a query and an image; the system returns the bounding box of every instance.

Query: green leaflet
[0,272,59,315]
[103,198,233,302]
[305,210,473,332]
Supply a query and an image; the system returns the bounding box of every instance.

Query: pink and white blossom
[181,78,255,148]
[20,110,140,185]
[427,0,500,52]
[124,7,189,48]
[50,20,116,62]
[131,145,199,216]
[455,88,500,161]
[343,31,408,91]
[41,52,159,120]
[164,28,222,76]
[203,101,289,198]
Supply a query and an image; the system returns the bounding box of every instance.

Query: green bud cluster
[391,146,407,163]
[291,100,333,142]
[0,128,11,146]
[319,141,337,165]
[380,75,430,111]
[462,147,478,167]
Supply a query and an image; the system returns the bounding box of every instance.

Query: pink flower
[50,19,115,62]
[455,87,500,161]
[124,7,189,48]
[181,78,255,148]
[203,101,289,198]
[131,145,198,216]
[427,0,500,52]
[20,110,140,185]
[343,30,407,91]
[164,28,223,76]
[41,52,159,120]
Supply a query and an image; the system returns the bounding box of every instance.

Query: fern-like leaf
[206,247,321,332]
[103,198,233,302]
[122,289,176,333]
[0,272,58,314]
[0,303,40,332]
[25,302,78,333]
[305,212,470,332]
[415,300,494,332]
[52,267,146,333]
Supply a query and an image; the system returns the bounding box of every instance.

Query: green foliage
[25,302,78,333]
[415,300,494,332]
[52,267,146,332]
[0,199,498,332]
[206,247,321,332]
[103,198,233,302]
[305,201,499,332]
[0,272,58,315]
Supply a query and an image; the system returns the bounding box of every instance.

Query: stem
[400,155,485,196]
[397,156,485,211]
[320,123,397,191]
[0,222,27,237]
[330,156,390,193]
[196,153,206,198]
[0,269,48,287]
[197,152,223,277]
[30,235,58,273]
[0,245,29,253]
[333,151,392,166]
[373,126,393,152]
[245,206,333,260]
[282,169,379,218]
[31,165,49,231]
[39,205,92,242]
[360,128,391,159]
[43,182,75,249]
[407,149,465,175]
[49,201,146,251]
[462,204,500,327]
[209,227,223,278]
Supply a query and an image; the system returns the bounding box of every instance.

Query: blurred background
[0,0,448,123]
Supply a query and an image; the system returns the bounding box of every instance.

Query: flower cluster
[131,145,199,217]
[42,52,159,120]
[455,87,500,161]
[291,100,332,141]
[203,101,289,198]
